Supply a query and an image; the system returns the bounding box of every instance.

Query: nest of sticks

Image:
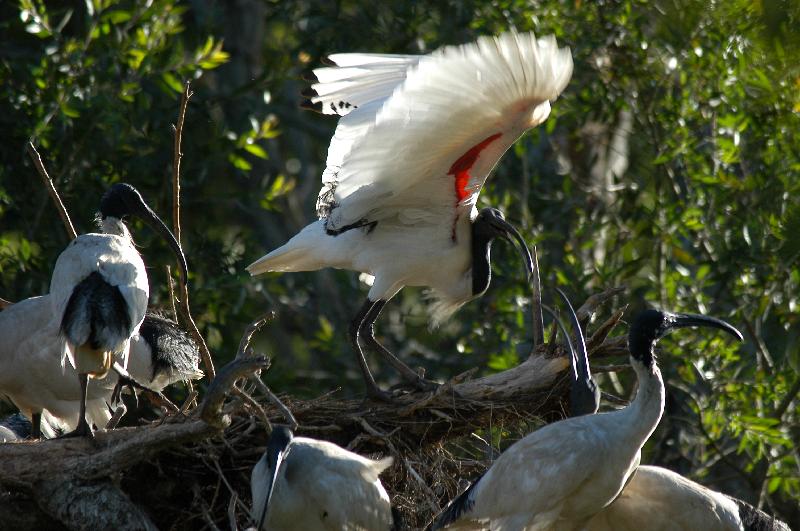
[6,285,623,531]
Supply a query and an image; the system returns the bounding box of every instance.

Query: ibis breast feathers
[308,31,573,231]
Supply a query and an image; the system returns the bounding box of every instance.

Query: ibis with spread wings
[248,31,573,398]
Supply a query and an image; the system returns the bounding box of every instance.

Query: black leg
[349,300,392,401]
[360,300,438,392]
[61,373,94,439]
[31,412,42,440]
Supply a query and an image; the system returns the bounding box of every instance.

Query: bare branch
[169,80,215,380]
[0,298,13,309]
[26,142,77,240]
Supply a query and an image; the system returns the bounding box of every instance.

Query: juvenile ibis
[247,31,573,398]
[583,465,792,531]
[251,425,394,531]
[0,296,201,438]
[428,307,742,530]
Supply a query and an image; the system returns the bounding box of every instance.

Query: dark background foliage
[1,0,798,524]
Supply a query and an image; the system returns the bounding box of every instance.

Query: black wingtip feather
[732,497,791,531]
[300,86,318,97]
[300,99,324,113]
[301,70,318,82]
[321,55,337,66]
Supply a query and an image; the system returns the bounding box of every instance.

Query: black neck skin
[471,225,494,296]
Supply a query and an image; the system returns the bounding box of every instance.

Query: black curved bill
[257,426,293,530]
[541,304,577,379]
[111,184,189,283]
[668,312,744,342]
[492,216,533,282]
[555,289,590,382]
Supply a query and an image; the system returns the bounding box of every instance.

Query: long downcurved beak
[133,202,189,284]
[669,313,744,342]
[542,304,577,379]
[257,436,292,530]
[493,216,533,282]
[555,289,591,382]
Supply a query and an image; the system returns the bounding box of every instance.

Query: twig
[26,142,77,240]
[0,297,13,309]
[166,265,178,322]
[172,81,191,246]
[250,376,298,430]
[236,312,277,359]
[199,356,270,428]
[169,80,215,380]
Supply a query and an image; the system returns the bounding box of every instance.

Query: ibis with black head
[428,306,743,530]
[247,31,572,399]
[251,425,394,531]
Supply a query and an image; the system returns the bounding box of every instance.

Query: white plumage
[583,465,791,531]
[251,426,394,531]
[248,31,572,397]
[0,183,186,437]
[429,309,742,530]
[0,295,201,438]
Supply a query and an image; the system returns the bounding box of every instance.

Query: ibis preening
[429,308,742,530]
[247,31,573,398]
[583,465,791,531]
[0,295,201,438]
[251,425,394,531]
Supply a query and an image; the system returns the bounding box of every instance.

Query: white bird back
[251,436,393,531]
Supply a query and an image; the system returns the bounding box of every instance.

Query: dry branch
[169,80,216,380]
[0,298,13,309]
[26,142,77,240]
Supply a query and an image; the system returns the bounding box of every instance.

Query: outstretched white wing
[305,31,573,232]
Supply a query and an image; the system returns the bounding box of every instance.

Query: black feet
[61,419,94,440]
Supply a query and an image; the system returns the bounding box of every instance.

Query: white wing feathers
[309,31,572,231]
[306,54,420,117]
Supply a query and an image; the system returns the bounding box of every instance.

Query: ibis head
[257,425,294,530]
[471,208,533,296]
[100,183,188,282]
[629,309,743,368]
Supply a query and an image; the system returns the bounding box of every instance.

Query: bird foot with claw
[61,421,95,440]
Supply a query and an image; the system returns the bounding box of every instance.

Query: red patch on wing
[448,133,502,203]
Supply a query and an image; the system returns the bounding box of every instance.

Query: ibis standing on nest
[0,297,201,438]
[251,425,395,531]
[583,464,792,531]
[428,307,742,530]
[26,183,185,437]
[247,31,573,399]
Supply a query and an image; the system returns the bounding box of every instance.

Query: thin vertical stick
[26,142,77,241]
[171,81,215,380]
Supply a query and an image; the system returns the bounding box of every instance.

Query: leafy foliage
[0,0,798,522]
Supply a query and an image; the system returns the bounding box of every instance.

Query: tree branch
[26,142,77,241]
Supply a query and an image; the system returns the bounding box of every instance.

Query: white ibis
[428,307,742,530]
[247,31,573,398]
[251,425,395,531]
[0,183,186,438]
[0,296,201,438]
[583,465,792,531]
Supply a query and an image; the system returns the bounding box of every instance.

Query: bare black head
[471,207,533,296]
[629,309,743,369]
[100,183,188,282]
[257,425,294,530]
[554,289,600,417]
